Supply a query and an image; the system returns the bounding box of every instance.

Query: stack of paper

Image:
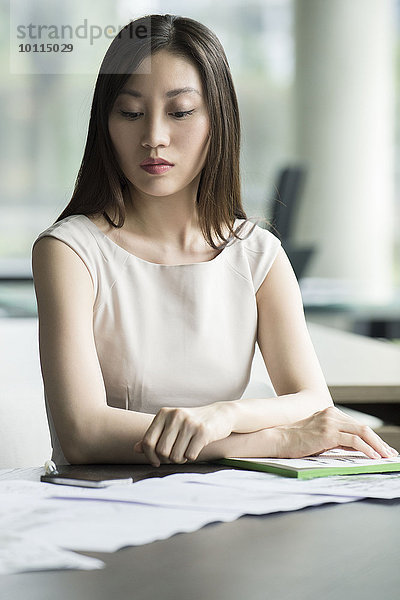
[1,457,400,575]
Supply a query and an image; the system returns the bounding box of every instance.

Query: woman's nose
[140,114,170,149]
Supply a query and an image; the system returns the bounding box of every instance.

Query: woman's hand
[133,403,235,466]
[275,406,398,459]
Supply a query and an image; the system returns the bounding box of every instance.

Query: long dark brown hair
[56,14,247,248]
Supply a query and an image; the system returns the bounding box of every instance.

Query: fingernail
[373,451,381,459]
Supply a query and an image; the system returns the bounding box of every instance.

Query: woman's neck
[123,184,205,253]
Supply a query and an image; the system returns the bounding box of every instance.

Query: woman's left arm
[135,247,333,465]
[135,249,397,464]
[229,246,334,434]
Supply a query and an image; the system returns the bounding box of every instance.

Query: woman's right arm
[32,237,281,465]
[32,236,157,464]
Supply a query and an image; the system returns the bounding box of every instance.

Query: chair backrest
[267,165,315,280]
[270,166,306,243]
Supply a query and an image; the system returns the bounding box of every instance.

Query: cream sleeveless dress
[33,215,281,463]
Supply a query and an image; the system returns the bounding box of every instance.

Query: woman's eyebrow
[165,87,201,98]
[119,89,142,98]
[118,87,201,98]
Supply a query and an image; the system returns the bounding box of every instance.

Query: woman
[32,14,396,466]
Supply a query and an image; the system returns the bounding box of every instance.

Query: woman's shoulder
[32,213,100,272]
[33,214,91,244]
[232,218,281,254]
[32,214,106,261]
[32,214,102,299]
[227,218,281,292]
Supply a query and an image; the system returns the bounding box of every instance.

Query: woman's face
[108,50,210,201]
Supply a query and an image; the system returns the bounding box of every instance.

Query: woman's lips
[140,157,174,175]
[140,163,174,175]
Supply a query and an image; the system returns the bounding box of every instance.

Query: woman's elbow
[58,421,99,464]
[61,435,91,464]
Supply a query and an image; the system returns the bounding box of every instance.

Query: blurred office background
[1,0,399,335]
[1,0,400,465]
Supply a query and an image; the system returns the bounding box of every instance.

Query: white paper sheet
[12,492,355,553]
[191,469,400,500]
[18,500,242,552]
[0,471,356,573]
[0,533,104,575]
[288,472,400,499]
[48,471,356,513]
[167,467,400,500]
[175,467,400,500]
[0,466,43,482]
[2,462,399,575]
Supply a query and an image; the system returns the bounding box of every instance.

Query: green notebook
[218,449,400,480]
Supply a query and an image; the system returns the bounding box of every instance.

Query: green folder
[217,452,400,480]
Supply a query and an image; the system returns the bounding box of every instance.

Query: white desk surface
[308,321,400,402]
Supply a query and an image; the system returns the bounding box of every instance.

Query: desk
[1,463,399,600]
[308,322,400,405]
[248,321,400,408]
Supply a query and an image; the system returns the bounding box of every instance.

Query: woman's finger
[154,425,184,463]
[183,427,209,462]
[169,428,194,463]
[329,407,398,457]
[141,416,169,466]
[337,432,382,459]
[339,421,394,458]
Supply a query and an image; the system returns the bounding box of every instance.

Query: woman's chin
[129,182,196,202]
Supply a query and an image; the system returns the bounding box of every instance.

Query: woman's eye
[171,109,195,119]
[117,109,194,120]
[119,110,142,120]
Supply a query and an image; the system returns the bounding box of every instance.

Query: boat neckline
[79,214,235,267]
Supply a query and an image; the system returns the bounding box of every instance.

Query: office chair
[267,166,315,280]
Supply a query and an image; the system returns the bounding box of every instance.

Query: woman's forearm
[67,403,282,465]
[65,406,155,464]
[66,391,332,464]
[226,389,334,434]
[198,427,281,461]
